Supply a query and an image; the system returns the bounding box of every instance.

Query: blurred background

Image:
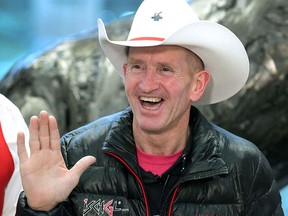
[0,0,143,80]
[0,0,287,214]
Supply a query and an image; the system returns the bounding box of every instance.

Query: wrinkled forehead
[125,45,204,69]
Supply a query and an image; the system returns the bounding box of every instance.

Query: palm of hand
[17,111,96,211]
[21,148,73,211]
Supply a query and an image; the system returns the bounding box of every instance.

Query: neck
[133,122,190,156]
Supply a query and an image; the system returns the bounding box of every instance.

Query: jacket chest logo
[83,198,129,215]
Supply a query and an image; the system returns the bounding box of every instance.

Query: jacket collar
[102,107,139,171]
[182,107,229,179]
[103,106,229,178]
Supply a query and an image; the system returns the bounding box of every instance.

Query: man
[0,94,29,216]
[16,0,283,215]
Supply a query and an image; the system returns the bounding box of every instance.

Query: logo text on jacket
[83,198,129,216]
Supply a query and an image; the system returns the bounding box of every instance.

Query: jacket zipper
[105,152,150,216]
[167,185,180,216]
[166,170,229,215]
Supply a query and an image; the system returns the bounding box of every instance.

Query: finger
[39,110,50,150]
[49,115,61,151]
[29,115,40,154]
[69,156,96,186]
[17,131,28,163]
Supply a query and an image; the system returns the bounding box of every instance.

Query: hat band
[129,37,165,41]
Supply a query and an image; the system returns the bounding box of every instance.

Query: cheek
[174,83,194,103]
[169,78,193,96]
[124,79,131,94]
[124,71,145,85]
[124,75,138,94]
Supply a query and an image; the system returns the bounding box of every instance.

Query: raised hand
[17,111,96,211]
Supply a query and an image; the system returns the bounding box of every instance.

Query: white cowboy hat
[98,0,249,105]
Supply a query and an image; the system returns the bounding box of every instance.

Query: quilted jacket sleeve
[16,191,74,216]
[244,151,284,216]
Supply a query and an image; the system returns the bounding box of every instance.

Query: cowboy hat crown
[98,0,249,105]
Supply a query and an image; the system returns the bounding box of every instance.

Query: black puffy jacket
[17,106,284,216]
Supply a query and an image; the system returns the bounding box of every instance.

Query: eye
[162,67,171,72]
[132,64,142,69]
[129,64,145,74]
[159,66,173,74]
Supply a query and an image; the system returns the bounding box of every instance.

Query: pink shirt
[136,147,182,176]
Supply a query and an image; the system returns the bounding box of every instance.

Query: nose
[139,70,159,93]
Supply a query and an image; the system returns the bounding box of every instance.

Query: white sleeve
[0,94,30,216]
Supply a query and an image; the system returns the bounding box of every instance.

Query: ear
[190,70,210,102]
[123,63,128,76]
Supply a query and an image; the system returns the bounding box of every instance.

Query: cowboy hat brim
[98,19,249,105]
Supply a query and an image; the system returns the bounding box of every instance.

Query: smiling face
[123,45,209,135]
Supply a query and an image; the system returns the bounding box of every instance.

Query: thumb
[68,156,96,186]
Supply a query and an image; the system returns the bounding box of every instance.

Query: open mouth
[140,96,163,110]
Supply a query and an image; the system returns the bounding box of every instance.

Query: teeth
[140,96,161,103]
